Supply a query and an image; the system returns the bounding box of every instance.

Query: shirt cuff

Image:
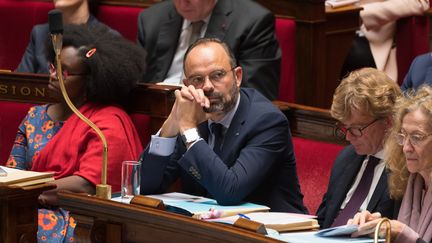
[148,134,176,156]
[186,138,204,150]
[394,224,420,243]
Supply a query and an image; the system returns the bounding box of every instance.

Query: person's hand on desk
[348,210,405,239]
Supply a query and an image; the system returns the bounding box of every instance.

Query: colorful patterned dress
[6,105,76,243]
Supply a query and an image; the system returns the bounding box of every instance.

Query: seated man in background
[139,38,306,213]
[16,0,118,73]
[401,52,432,91]
[317,68,401,228]
[137,0,281,100]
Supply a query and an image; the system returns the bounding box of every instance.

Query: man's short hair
[331,68,401,121]
[183,38,237,72]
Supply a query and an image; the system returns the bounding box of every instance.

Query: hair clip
[86,48,97,58]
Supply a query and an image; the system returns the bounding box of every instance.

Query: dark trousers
[340,35,376,79]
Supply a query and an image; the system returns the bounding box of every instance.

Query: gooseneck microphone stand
[48,9,111,199]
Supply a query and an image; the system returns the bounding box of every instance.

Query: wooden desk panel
[0,184,55,243]
[0,71,343,144]
[0,71,177,134]
[58,191,281,243]
[0,72,56,104]
[274,101,343,145]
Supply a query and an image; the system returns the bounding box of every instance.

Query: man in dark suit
[139,38,306,213]
[16,0,117,74]
[137,0,281,100]
[401,52,432,91]
[317,68,401,228]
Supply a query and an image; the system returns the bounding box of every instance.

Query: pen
[238,213,250,220]
[0,167,8,177]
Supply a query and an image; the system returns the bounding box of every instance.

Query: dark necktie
[189,21,204,46]
[210,123,224,156]
[331,156,380,227]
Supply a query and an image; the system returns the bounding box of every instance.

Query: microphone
[48,10,111,199]
[48,9,63,56]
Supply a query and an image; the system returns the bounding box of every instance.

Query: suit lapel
[198,121,210,142]
[219,90,249,164]
[154,9,183,80]
[205,0,233,41]
[327,154,365,222]
[367,169,387,211]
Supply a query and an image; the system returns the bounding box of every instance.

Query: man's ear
[234,66,242,87]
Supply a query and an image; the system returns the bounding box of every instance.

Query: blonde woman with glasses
[350,85,432,243]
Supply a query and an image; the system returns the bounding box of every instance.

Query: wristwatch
[181,128,201,146]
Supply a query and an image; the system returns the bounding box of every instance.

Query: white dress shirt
[163,16,211,85]
[339,150,386,211]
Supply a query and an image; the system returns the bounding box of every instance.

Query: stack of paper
[0,166,54,187]
[325,0,359,8]
[270,225,383,243]
[316,224,359,237]
[146,192,270,219]
[207,212,319,232]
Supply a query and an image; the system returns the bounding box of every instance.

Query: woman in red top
[7,24,146,242]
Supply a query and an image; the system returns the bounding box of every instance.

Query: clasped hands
[160,85,212,137]
[348,210,405,239]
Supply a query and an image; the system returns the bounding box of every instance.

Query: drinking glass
[121,161,141,199]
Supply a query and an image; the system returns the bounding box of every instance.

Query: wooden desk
[0,183,55,243]
[58,191,282,243]
[0,71,177,134]
[275,101,342,145]
[0,71,341,144]
[0,71,342,144]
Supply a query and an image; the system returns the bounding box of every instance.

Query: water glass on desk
[121,161,141,199]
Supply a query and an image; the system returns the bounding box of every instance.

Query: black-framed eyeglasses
[186,67,236,87]
[395,132,432,146]
[334,119,380,139]
[49,63,88,79]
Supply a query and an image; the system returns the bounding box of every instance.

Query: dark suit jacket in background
[139,88,307,213]
[401,52,432,91]
[16,16,117,74]
[316,145,400,228]
[137,0,281,100]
